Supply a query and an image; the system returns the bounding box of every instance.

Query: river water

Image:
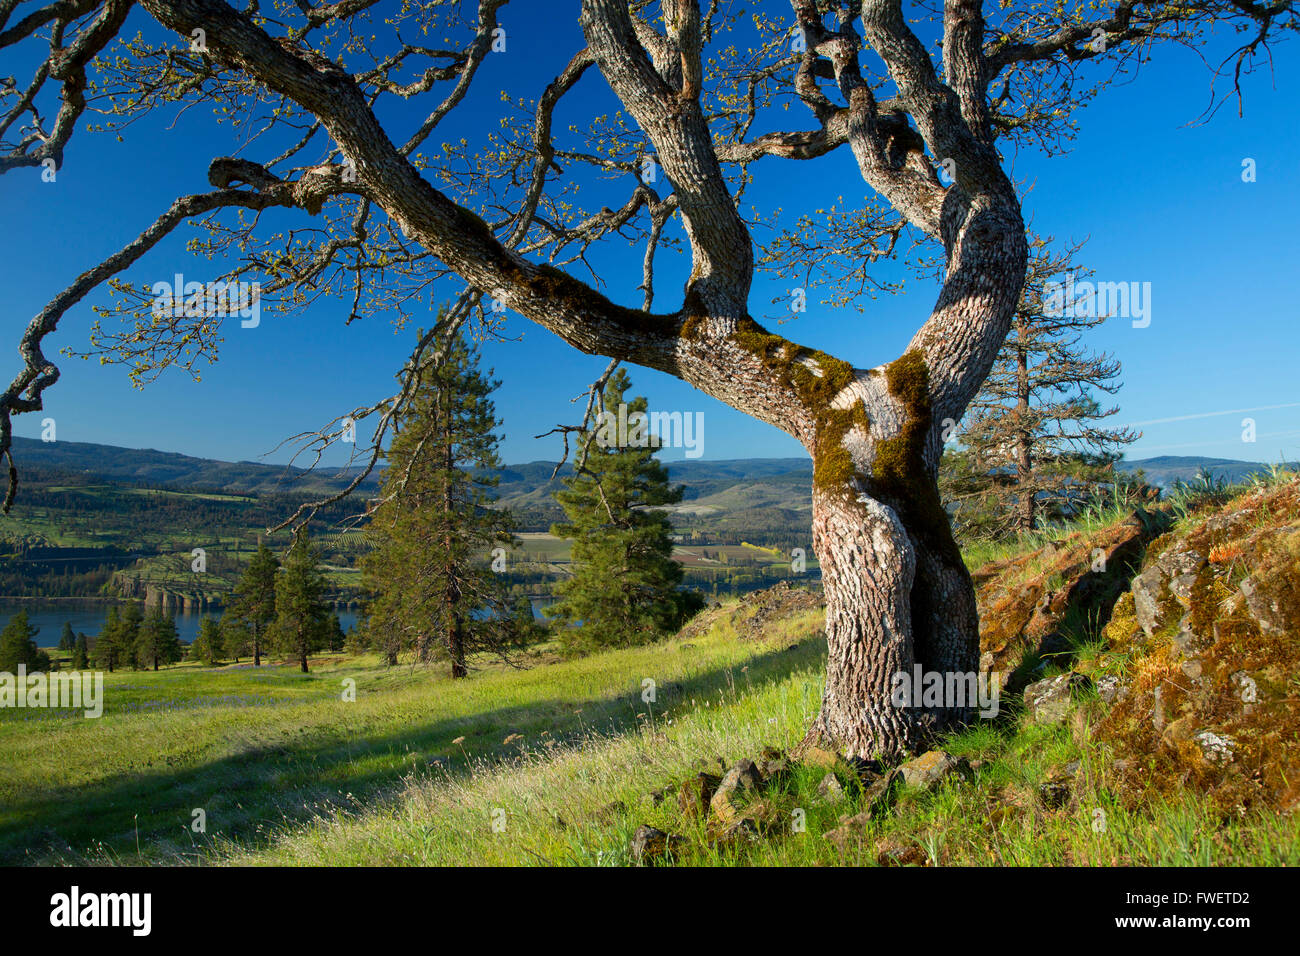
[0,600,359,647]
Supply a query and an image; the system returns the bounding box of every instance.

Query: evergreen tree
[227,544,279,666]
[92,603,140,672]
[361,325,517,677]
[119,602,145,670]
[325,613,346,653]
[189,617,223,665]
[72,633,89,670]
[219,616,249,663]
[507,595,545,650]
[546,369,699,652]
[942,240,1139,537]
[135,608,182,671]
[270,530,329,673]
[58,621,75,652]
[0,611,50,673]
[91,606,123,672]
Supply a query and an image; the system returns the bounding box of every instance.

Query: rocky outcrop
[1097,478,1300,814]
[679,580,824,644]
[975,510,1161,691]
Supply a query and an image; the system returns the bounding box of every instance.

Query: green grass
[3,598,1296,866]
[0,620,824,864]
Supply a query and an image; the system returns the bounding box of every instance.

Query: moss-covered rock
[1097,478,1300,815]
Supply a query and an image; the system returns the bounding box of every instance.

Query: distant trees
[226,544,279,667]
[547,370,699,652]
[0,611,50,673]
[269,531,329,673]
[92,602,142,672]
[942,241,1140,538]
[362,326,519,677]
[58,622,75,653]
[134,608,183,671]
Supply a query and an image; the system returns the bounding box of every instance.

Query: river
[0,600,359,647]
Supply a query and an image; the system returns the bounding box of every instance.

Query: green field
[4,596,1295,866]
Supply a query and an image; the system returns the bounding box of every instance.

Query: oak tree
[1,0,1291,756]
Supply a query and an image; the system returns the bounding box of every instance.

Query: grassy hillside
[5,471,1299,866]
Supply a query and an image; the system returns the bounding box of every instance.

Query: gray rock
[1169,572,1199,605]
[1172,621,1210,658]
[815,772,846,804]
[1095,674,1125,704]
[1023,673,1087,725]
[1132,550,1207,636]
[1131,567,1167,637]
[898,751,973,791]
[1240,577,1285,635]
[1194,731,1236,765]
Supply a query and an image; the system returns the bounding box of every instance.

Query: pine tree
[93,603,141,672]
[325,613,346,653]
[942,240,1140,537]
[227,544,279,667]
[91,606,122,672]
[72,633,89,670]
[361,325,517,677]
[270,529,330,673]
[189,617,223,665]
[0,611,50,673]
[58,621,75,652]
[119,602,145,671]
[219,616,249,663]
[546,369,699,652]
[135,608,182,671]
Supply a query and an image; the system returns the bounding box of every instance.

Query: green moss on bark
[866,350,961,562]
[723,318,872,492]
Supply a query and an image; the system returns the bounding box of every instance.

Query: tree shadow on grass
[1,636,827,864]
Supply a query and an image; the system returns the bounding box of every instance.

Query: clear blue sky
[2,5,1297,471]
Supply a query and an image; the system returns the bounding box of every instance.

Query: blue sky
[2,4,1297,472]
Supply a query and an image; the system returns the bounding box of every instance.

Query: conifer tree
[219,616,249,663]
[0,611,49,673]
[546,369,698,652]
[325,614,346,653]
[91,606,124,672]
[270,530,329,673]
[58,622,75,653]
[942,240,1139,537]
[362,325,517,677]
[72,634,89,670]
[135,607,182,671]
[227,544,279,667]
[190,617,223,665]
[93,602,142,672]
